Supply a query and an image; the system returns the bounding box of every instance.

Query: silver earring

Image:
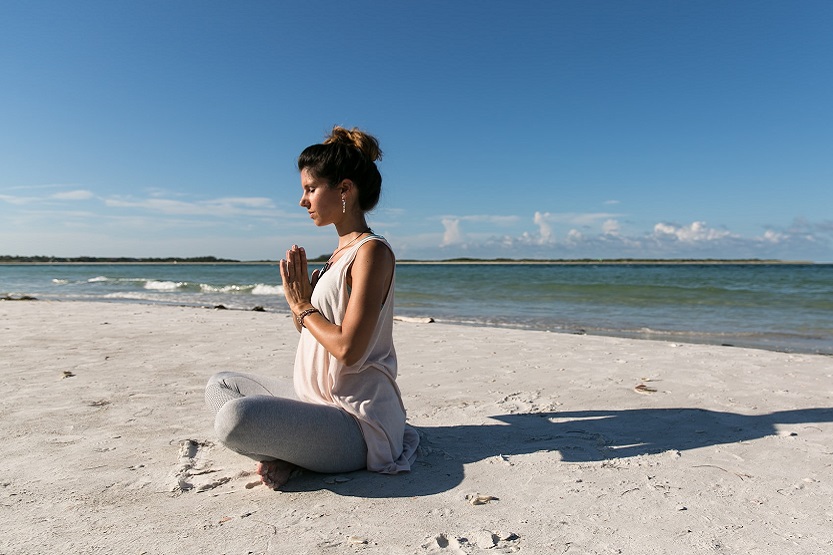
[342,196,346,213]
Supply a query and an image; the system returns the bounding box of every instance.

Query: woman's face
[299,168,342,227]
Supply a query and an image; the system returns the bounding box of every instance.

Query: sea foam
[252,284,283,296]
[144,280,183,291]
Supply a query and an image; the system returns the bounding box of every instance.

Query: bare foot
[255,460,296,490]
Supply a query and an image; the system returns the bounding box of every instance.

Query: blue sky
[1,1,831,261]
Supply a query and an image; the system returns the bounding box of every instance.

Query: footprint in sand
[421,533,467,554]
[422,531,521,553]
[169,439,229,493]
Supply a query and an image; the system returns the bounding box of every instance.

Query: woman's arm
[280,246,309,333]
[281,241,394,366]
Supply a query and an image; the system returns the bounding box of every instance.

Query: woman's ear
[339,179,355,196]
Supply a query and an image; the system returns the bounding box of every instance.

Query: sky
[1,1,832,262]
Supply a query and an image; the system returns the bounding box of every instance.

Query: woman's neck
[334,216,371,246]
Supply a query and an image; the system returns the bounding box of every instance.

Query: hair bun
[324,126,382,162]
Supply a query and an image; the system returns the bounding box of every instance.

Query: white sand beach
[1,301,832,554]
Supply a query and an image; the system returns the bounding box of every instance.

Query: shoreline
[4,296,830,357]
[2,300,832,553]
[0,259,821,266]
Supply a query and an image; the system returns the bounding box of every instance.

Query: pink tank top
[293,235,419,473]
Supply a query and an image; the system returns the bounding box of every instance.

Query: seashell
[465,493,499,505]
[634,383,657,394]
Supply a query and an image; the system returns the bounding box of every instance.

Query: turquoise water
[2,263,832,354]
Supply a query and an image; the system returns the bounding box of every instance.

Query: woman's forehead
[300,168,324,186]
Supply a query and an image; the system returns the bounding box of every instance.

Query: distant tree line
[0,255,240,263]
[1,255,800,265]
[397,257,795,264]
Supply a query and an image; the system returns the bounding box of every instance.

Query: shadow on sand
[281,407,833,498]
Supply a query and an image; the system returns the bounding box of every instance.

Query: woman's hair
[298,126,383,212]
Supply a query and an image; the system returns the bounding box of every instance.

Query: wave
[199,283,283,295]
[252,284,283,296]
[144,280,184,291]
[73,275,283,296]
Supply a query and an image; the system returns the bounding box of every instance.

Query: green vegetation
[397,258,807,265]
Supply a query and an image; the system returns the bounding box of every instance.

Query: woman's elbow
[333,344,365,367]
[330,328,372,366]
[336,351,361,367]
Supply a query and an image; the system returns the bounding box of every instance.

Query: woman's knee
[214,397,258,448]
[205,371,236,390]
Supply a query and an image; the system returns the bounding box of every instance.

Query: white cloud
[437,214,521,247]
[761,229,787,244]
[51,190,94,200]
[534,211,623,227]
[652,221,735,243]
[6,185,833,260]
[446,214,520,225]
[532,211,626,244]
[207,197,274,208]
[0,194,27,205]
[441,218,462,246]
[409,216,833,261]
[0,186,280,219]
[533,211,554,243]
[1,186,94,204]
[602,219,620,235]
[104,195,278,217]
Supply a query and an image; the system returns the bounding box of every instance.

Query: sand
[1,301,832,554]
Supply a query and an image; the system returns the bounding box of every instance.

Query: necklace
[320,228,372,276]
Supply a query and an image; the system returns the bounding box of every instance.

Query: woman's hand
[280,245,313,313]
[310,267,322,290]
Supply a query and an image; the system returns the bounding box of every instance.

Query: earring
[342,196,346,213]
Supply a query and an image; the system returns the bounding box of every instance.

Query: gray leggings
[205,371,367,473]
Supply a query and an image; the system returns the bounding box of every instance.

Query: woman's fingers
[282,248,295,281]
[285,245,297,277]
[280,246,313,309]
[279,258,288,283]
[282,246,305,283]
[298,246,308,279]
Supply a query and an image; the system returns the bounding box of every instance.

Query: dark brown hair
[297,126,383,212]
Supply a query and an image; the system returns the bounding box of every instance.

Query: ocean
[2,262,832,355]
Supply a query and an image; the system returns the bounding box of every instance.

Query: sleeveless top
[293,235,419,473]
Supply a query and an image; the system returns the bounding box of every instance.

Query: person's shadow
[282,407,833,498]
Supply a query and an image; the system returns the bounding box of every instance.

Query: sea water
[2,262,832,355]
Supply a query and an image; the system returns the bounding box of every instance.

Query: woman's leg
[205,372,367,474]
[205,371,296,414]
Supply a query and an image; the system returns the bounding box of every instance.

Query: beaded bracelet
[297,307,320,328]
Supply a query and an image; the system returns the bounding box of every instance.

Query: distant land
[396,258,813,265]
[0,255,814,265]
[0,255,238,264]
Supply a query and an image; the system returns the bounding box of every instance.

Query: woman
[205,126,419,489]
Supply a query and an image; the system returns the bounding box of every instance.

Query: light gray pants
[205,371,367,473]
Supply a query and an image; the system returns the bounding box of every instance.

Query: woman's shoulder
[355,235,395,265]
[348,235,395,293]
[348,236,394,279]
